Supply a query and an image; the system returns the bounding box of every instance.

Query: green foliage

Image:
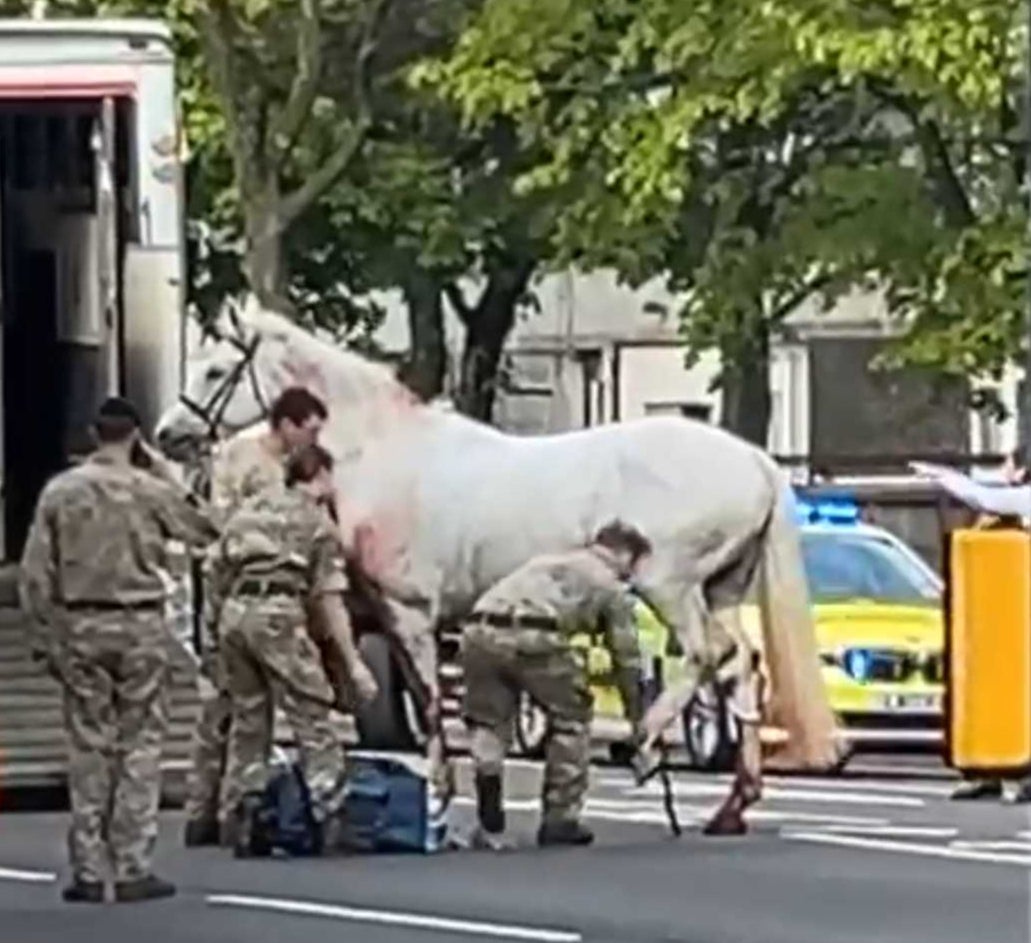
[424,0,1028,426]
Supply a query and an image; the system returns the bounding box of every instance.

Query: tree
[420,0,1025,440]
[181,0,395,314]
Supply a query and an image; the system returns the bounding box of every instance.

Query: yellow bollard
[946,529,1031,773]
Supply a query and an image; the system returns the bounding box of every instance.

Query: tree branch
[768,271,835,324]
[869,82,976,228]
[201,1,264,197]
[267,0,323,171]
[274,0,391,231]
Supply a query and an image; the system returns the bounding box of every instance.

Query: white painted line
[456,795,889,828]
[760,777,954,799]
[207,894,582,943]
[784,831,1031,868]
[628,781,925,808]
[950,841,1031,854]
[796,825,959,838]
[0,866,57,883]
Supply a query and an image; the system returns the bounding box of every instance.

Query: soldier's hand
[351,662,379,703]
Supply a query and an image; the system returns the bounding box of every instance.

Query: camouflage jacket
[19,450,217,642]
[206,487,348,623]
[472,546,643,681]
[210,432,286,525]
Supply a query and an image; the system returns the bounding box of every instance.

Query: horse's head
[155,296,327,460]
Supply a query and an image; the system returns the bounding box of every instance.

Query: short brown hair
[270,387,328,429]
[593,520,652,562]
[94,396,140,443]
[285,444,334,487]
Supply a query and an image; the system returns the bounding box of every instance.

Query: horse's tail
[754,462,846,771]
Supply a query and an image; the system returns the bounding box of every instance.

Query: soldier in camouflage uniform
[206,444,377,850]
[462,521,651,848]
[183,387,328,847]
[19,398,216,904]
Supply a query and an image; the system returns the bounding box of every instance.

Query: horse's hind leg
[701,604,764,835]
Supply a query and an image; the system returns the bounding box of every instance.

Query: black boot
[232,793,272,859]
[537,820,594,847]
[183,818,220,848]
[61,881,104,904]
[1013,779,1031,804]
[951,779,1003,801]
[475,772,506,836]
[114,875,176,903]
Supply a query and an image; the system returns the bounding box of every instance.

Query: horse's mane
[246,305,407,408]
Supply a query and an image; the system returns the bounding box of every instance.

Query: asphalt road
[0,755,1027,943]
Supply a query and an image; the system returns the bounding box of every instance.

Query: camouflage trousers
[462,621,592,824]
[53,608,171,884]
[218,596,345,823]
[182,649,230,828]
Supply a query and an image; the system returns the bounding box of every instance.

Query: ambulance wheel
[682,680,739,772]
[354,633,417,751]
[513,692,547,758]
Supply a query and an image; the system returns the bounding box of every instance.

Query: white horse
[156,299,844,833]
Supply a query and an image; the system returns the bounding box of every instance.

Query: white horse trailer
[0,19,184,561]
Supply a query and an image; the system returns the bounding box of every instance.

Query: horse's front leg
[383,598,455,803]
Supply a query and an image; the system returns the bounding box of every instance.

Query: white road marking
[454,796,889,828]
[625,781,925,808]
[795,825,959,838]
[760,777,954,799]
[950,841,1031,854]
[0,866,57,883]
[207,894,582,943]
[598,771,954,799]
[583,797,888,826]
[784,831,1031,868]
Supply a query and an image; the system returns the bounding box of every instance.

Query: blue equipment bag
[258,763,321,857]
[248,752,448,856]
[338,752,447,854]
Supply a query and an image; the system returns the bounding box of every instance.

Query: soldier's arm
[601,588,646,730]
[150,476,219,549]
[308,522,377,700]
[209,449,240,525]
[18,490,59,655]
[201,540,234,658]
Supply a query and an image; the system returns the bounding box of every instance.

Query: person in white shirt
[912,449,1031,803]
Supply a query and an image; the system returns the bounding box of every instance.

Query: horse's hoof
[701,811,748,836]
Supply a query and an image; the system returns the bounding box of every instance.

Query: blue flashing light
[792,493,861,526]
[843,648,872,683]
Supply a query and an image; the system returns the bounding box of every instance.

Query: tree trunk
[243,187,292,314]
[399,271,446,402]
[454,258,534,422]
[719,315,771,447]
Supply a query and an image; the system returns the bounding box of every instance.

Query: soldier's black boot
[951,779,1003,801]
[537,819,595,847]
[61,880,104,904]
[183,818,220,848]
[114,875,176,903]
[470,773,509,850]
[476,772,506,834]
[232,793,272,859]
